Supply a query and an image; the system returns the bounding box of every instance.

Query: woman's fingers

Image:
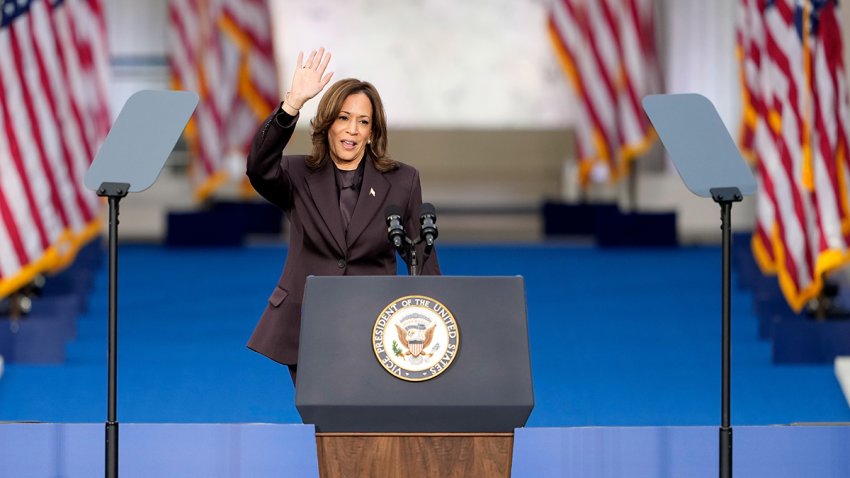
[316,49,331,74]
[320,71,334,89]
[304,49,317,69]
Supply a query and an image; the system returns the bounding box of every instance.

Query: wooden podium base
[315,432,514,478]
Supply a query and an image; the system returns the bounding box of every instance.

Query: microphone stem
[408,239,418,276]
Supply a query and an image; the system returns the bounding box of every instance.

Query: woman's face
[327,92,373,170]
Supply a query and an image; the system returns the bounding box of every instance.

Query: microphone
[385,204,405,249]
[420,203,438,247]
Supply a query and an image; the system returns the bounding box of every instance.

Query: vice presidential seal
[372,295,460,381]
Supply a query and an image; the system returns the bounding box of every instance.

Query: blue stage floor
[1,243,849,476]
[0,244,848,425]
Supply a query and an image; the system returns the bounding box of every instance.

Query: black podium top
[296,275,534,432]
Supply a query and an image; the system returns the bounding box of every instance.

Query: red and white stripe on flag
[0,0,110,298]
[167,0,279,201]
[738,0,850,311]
[547,0,660,185]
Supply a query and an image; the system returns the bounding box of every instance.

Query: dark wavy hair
[308,78,397,171]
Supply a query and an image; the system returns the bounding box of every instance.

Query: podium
[296,276,534,477]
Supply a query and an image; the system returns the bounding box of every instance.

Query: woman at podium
[245,48,440,383]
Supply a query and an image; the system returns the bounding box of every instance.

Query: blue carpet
[0,244,847,425]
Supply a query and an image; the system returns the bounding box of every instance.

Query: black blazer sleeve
[246,105,298,211]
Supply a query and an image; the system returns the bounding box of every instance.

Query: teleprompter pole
[83,90,199,477]
[99,182,129,478]
[711,187,742,478]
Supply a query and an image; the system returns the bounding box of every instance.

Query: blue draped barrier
[1,423,848,477]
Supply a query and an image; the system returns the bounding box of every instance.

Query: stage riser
[542,202,677,247]
[0,295,81,363]
[731,233,850,364]
[1,423,848,477]
[0,313,72,363]
[755,300,799,340]
[772,320,850,364]
[166,201,283,247]
[744,267,850,363]
[512,425,850,477]
[0,239,100,364]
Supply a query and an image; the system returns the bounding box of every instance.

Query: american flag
[547,0,660,185]
[168,0,279,201]
[739,0,850,311]
[0,0,110,298]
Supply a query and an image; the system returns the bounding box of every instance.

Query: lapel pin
[369,187,376,197]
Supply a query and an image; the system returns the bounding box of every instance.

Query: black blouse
[333,158,365,232]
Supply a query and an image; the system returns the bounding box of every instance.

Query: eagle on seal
[396,323,436,358]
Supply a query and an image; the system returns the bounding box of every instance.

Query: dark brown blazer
[246,107,440,365]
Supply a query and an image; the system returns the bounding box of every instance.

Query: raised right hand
[285,48,334,111]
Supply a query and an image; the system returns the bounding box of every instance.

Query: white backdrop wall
[105,0,170,116]
[661,0,739,130]
[269,0,574,128]
[107,0,745,132]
